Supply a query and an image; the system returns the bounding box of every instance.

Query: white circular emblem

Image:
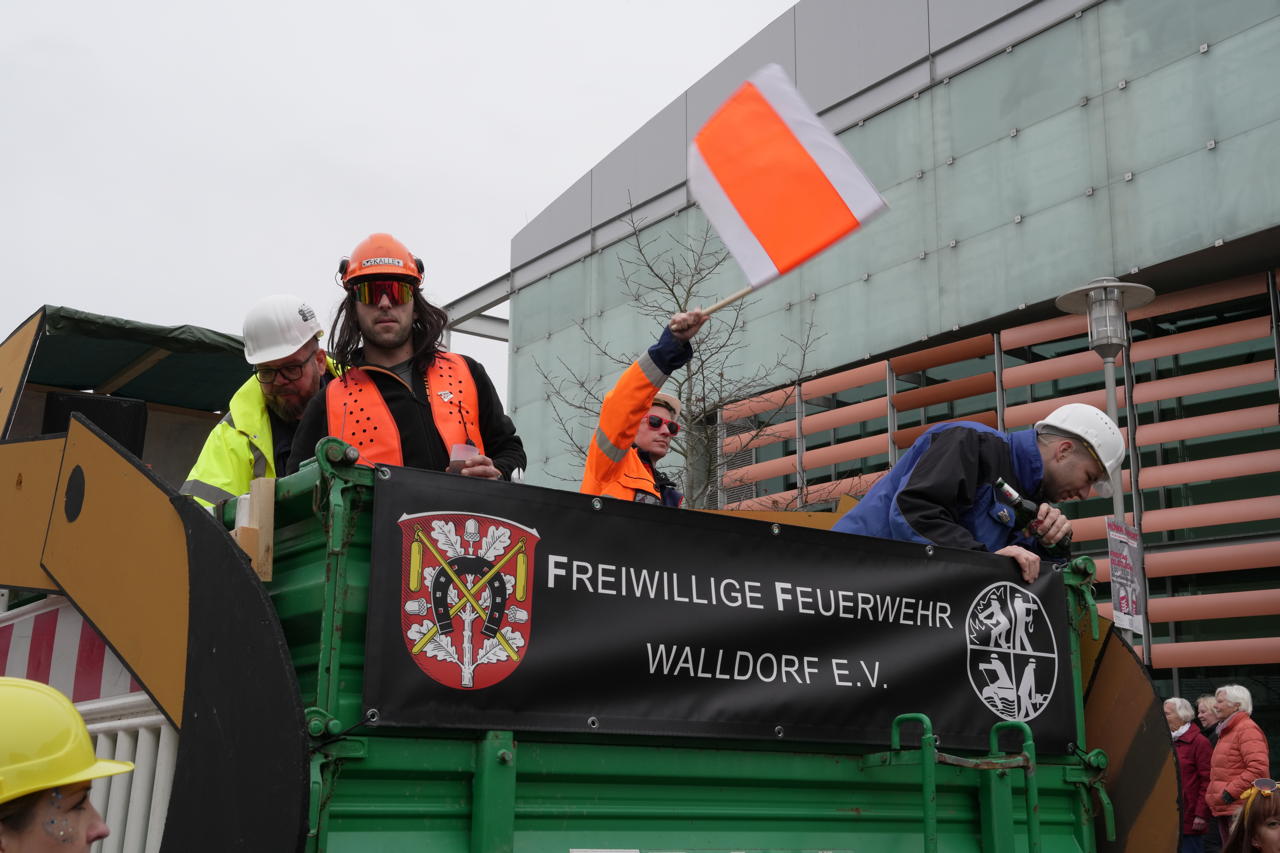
[965,581,1057,721]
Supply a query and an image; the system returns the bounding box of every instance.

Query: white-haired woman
[1167,697,1213,852]
[1207,684,1271,845]
[1198,694,1222,744]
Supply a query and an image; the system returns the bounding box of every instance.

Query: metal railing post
[794,383,806,507]
[994,332,1006,433]
[886,362,899,466]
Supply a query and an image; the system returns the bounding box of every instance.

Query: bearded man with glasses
[580,310,708,507]
[288,233,525,482]
[182,294,334,508]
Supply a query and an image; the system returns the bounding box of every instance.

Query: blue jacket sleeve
[648,327,693,375]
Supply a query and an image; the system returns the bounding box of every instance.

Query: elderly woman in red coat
[1206,684,1270,844]
[1167,697,1213,852]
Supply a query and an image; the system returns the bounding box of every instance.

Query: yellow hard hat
[0,677,134,805]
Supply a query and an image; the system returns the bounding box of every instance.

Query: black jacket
[833,422,1047,554]
[287,353,525,480]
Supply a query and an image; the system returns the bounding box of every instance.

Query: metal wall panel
[684,10,798,142]
[928,0,1038,50]
[839,89,932,190]
[506,329,551,411]
[590,185,688,255]
[937,16,1092,159]
[590,99,687,228]
[794,0,929,114]
[509,260,589,352]
[821,63,931,134]
[511,233,592,290]
[510,172,592,269]
[931,0,1093,78]
[1097,0,1280,85]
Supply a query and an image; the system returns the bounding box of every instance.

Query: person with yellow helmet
[181,294,337,508]
[288,234,526,480]
[0,677,133,851]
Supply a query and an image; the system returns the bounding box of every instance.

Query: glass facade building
[463,0,1280,757]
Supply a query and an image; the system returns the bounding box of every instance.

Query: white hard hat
[242,295,324,364]
[1035,403,1124,497]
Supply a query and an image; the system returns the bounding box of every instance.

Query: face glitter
[43,815,73,842]
[41,789,76,844]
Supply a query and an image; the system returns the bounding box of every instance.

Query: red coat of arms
[397,511,538,689]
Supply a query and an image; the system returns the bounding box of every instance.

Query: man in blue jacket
[833,404,1123,583]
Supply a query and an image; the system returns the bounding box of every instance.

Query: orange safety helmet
[338,233,425,286]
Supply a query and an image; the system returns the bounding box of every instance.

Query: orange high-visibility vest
[580,355,665,502]
[326,352,483,467]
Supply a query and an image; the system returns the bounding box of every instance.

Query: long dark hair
[328,285,449,374]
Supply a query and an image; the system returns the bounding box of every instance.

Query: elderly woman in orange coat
[1206,684,1270,845]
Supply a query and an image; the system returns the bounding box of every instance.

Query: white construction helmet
[1035,403,1124,497]
[242,295,324,364]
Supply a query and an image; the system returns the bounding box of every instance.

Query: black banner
[364,467,1079,751]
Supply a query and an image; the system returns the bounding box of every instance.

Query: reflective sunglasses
[255,361,311,384]
[350,279,417,306]
[644,414,680,436]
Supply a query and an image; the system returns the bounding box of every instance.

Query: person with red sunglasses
[580,309,708,506]
[288,233,525,481]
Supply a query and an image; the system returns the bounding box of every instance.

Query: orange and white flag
[688,64,887,289]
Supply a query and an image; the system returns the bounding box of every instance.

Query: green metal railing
[264,446,1115,852]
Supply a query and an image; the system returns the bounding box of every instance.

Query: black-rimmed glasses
[255,362,309,384]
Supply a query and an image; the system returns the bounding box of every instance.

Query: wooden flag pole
[702,286,754,317]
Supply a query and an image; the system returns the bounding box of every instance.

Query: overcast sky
[2,1,795,396]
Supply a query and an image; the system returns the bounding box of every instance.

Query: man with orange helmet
[288,234,525,480]
[182,294,335,508]
[580,310,708,506]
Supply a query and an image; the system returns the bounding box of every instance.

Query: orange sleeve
[580,351,668,495]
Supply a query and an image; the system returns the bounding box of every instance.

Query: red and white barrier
[0,596,141,701]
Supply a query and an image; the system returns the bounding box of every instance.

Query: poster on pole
[1106,518,1145,635]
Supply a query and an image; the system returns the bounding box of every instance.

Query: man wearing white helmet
[833,403,1124,583]
[180,294,334,508]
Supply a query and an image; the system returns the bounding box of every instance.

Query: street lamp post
[1056,277,1154,660]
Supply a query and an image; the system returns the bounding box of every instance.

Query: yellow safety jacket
[181,359,336,508]
[180,375,277,508]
